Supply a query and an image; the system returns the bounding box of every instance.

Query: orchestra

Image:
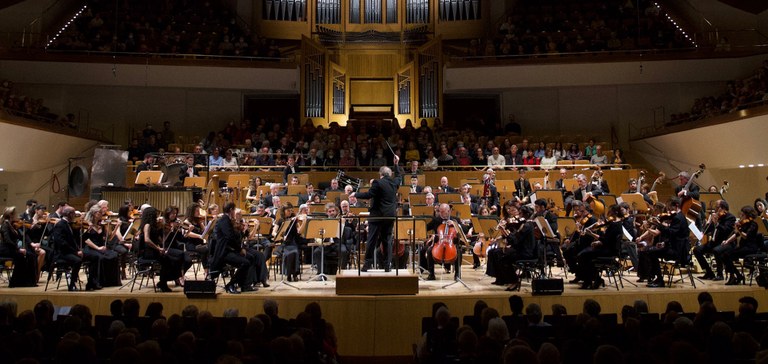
[3,159,767,295]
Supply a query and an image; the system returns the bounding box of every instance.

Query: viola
[432,220,458,264]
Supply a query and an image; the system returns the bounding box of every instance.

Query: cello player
[424,203,470,281]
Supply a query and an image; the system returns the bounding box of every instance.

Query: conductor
[351,154,401,272]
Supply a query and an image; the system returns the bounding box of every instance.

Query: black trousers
[56,253,82,289]
[364,219,394,268]
[221,251,251,287]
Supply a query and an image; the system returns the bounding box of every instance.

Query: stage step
[335,269,419,295]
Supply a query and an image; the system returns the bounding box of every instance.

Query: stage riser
[4,287,767,357]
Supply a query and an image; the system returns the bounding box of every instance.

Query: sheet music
[616,196,624,204]
[621,226,633,241]
[689,221,703,241]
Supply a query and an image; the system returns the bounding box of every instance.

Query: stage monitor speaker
[532,278,564,296]
[184,280,217,299]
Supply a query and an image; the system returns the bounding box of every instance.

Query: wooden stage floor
[2,263,767,357]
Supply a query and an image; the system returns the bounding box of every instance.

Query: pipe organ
[264,0,307,21]
[317,0,342,24]
[439,0,480,21]
[406,0,429,24]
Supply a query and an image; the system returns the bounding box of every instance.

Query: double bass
[680,164,705,221]
[432,221,458,264]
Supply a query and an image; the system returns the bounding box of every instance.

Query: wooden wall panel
[345,53,401,78]
[350,80,395,104]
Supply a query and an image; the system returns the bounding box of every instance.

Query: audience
[458,0,691,59]
[49,0,287,59]
[418,294,768,364]
[0,298,338,363]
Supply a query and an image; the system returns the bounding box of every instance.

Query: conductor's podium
[335,269,419,295]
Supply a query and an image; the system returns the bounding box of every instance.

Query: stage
[2,263,767,358]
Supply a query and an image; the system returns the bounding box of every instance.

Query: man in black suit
[438,176,456,193]
[351,155,402,271]
[135,153,155,173]
[693,199,735,281]
[50,206,82,291]
[514,169,532,202]
[407,175,424,194]
[283,155,298,184]
[211,202,254,294]
[640,198,691,288]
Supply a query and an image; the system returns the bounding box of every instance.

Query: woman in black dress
[82,205,121,289]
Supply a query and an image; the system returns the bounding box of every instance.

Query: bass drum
[161,163,186,185]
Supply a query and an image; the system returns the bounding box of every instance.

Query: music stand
[326,191,343,203]
[534,216,556,279]
[287,185,307,195]
[442,222,471,290]
[619,193,650,213]
[495,180,517,193]
[411,205,436,217]
[396,218,428,278]
[451,204,471,220]
[563,180,580,192]
[183,176,206,188]
[409,193,427,205]
[135,171,163,186]
[699,192,723,214]
[349,207,368,215]
[288,173,309,185]
[536,190,566,216]
[303,218,340,283]
[271,219,300,291]
[438,193,461,204]
[601,195,618,208]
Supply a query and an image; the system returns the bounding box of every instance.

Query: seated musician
[245,176,264,211]
[339,200,359,269]
[112,203,136,278]
[676,170,702,226]
[1,207,39,287]
[311,203,355,274]
[261,184,281,208]
[625,178,653,206]
[275,203,303,282]
[458,183,479,215]
[324,178,343,196]
[82,205,121,289]
[424,203,470,281]
[618,202,639,272]
[26,204,50,280]
[437,176,456,193]
[136,153,155,173]
[283,155,298,183]
[138,206,185,292]
[50,206,82,291]
[347,190,365,208]
[693,200,735,281]
[514,170,532,202]
[575,204,624,289]
[181,203,210,278]
[209,202,255,294]
[486,204,538,291]
[534,199,561,267]
[721,206,762,285]
[562,201,597,284]
[20,199,37,223]
[408,175,424,194]
[180,154,199,181]
[234,208,269,289]
[298,183,315,205]
[638,198,690,288]
[566,174,602,216]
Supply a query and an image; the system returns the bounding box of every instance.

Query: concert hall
[2,0,768,363]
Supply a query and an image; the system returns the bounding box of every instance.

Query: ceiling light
[749,164,755,168]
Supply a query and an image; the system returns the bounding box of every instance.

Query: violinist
[20,199,37,223]
[562,201,597,284]
[26,204,51,279]
[234,209,269,289]
[618,202,639,271]
[490,204,538,291]
[209,202,254,294]
[81,205,120,289]
[693,200,735,281]
[138,206,182,292]
[339,200,360,269]
[162,206,191,286]
[534,199,561,267]
[576,204,624,289]
[424,203,469,281]
[721,206,762,285]
[639,198,690,288]
[50,206,82,291]
[111,204,136,279]
[275,203,302,282]
[181,203,209,277]
[486,201,520,284]
[1,207,38,287]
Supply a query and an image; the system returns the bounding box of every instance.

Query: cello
[432,220,458,264]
